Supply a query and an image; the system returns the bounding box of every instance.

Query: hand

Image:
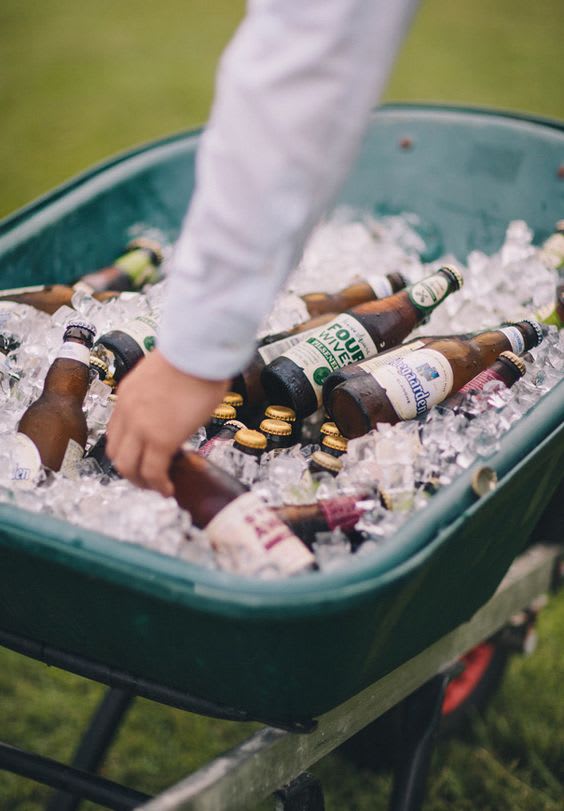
[106,349,228,497]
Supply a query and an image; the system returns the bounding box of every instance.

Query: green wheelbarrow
[0,104,562,810]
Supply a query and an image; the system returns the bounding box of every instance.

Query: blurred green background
[0,1,563,809]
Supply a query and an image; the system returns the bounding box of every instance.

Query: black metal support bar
[388,673,450,811]
[46,687,134,811]
[0,741,150,811]
[0,628,316,733]
[274,772,325,811]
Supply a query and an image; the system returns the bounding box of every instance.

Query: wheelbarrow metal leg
[46,687,134,811]
[388,673,449,811]
[275,772,325,811]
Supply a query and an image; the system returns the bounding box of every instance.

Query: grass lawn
[0,1,563,808]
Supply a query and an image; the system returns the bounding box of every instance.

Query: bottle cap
[498,351,526,377]
[66,318,97,337]
[89,355,110,378]
[223,391,244,409]
[234,428,267,450]
[260,418,292,437]
[319,421,341,438]
[322,434,348,454]
[439,264,464,290]
[126,237,164,265]
[471,465,498,497]
[264,404,297,423]
[520,319,544,347]
[211,403,237,421]
[310,450,342,474]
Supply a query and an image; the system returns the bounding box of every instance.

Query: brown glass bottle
[259,418,293,452]
[300,271,406,317]
[170,451,315,576]
[15,319,96,479]
[261,266,464,418]
[78,237,163,293]
[328,320,543,438]
[90,314,158,383]
[438,351,526,415]
[274,493,372,548]
[0,284,118,316]
[205,403,238,440]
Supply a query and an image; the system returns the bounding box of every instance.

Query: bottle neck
[170,451,246,527]
[44,338,92,399]
[405,268,460,322]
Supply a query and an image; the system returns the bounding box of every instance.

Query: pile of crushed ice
[0,213,561,575]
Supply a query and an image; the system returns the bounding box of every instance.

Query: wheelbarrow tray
[0,105,562,725]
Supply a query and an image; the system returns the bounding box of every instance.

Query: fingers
[108,431,144,488]
[138,445,175,498]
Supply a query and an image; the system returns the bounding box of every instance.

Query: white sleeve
[158,0,419,379]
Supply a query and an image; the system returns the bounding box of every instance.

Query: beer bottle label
[459,367,505,393]
[257,323,322,365]
[206,492,315,576]
[499,326,525,355]
[114,250,160,287]
[364,274,393,300]
[319,496,363,532]
[59,438,85,478]
[280,315,377,404]
[360,340,426,374]
[120,315,159,354]
[0,284,47,296]
[408,272,450,312]
[56,342,91,366]
[11,433,42,489]
[371,349,454,420]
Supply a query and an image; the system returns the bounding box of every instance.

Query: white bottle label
[206,491,314,576]
[361,340,426,374]
[364,274,393,300]
[408,273,449,311]
[499,326,525,355]
[59,438,85,478]
[371,349,454,420]
[121,315,158,354]
[280,314,378,404]
[11,433,42,489]
[257,324,322,365]
[56,342,91,366]
[0,284,47,296]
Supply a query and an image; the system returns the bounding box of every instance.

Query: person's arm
[108,0,419,495]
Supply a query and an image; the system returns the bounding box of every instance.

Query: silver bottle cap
[520,319,544,347]
[66,318,97,337]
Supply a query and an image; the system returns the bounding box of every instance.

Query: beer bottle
[14,319,96,482]
[77,237,163,293]
[170,451,315,576]
[536,283,564,329]
[259,418,293,453]
[274,493,371,548]
[264,404,300,442]
[538,219,564,270]
[90,314,158,383]
[321,433,348,458]
[223,390,245,414]
[233,428,267,459]
[328,320,543,438]
[206,404,238,440]
[0,284,118,316]
[231,316,339,411]
[260,265,464,419]
[438,351,526,415]
[309,450,343,477]
[300,271,406,317]
[85,434,121,478]
[197,419,246,459]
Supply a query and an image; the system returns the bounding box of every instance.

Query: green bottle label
[408,272,450,312]
[114,249,161,289]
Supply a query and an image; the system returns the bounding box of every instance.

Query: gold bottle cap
[211,403,237,421]
[440,264,464,290]
[260,418,292,437]
[498,351,526,377]
[126,236,164,264]
[310,450,342,473]
[234,428,267,450]
[89,355,109,375]
[320,421,341,438]
[322,434,348,453]
[264,404,297,423]
[471,466,498,497]
[223,391,244,409]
